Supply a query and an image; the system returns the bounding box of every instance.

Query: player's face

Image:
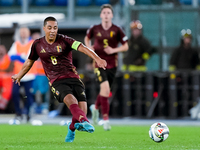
[43,21,58,42]
[100,8,113,23]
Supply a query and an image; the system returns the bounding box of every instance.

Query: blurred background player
[84,4,128,131]
[169,29,199,71]
[0,45,13,111]
[8,27,36,122]
[123,20,152,72]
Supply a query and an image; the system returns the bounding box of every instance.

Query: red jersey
[28,34,81,84]
[86,23,128,69]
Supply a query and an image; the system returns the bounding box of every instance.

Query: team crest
[110,31,115,37]
[57,45,62,52]
[96,32,102,37]
[56,90,60,96]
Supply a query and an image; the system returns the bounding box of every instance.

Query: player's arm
[11,59,35,85]
[104,42,129,55]
[78,44,107,70]
[84,36,94,51]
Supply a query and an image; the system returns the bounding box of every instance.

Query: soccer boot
[65,122,75,142]
[74,121,95,133]
[103,120,111,131]
[89,104,99,125]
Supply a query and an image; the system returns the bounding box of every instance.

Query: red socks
[95,94,101,109]
[69,117,78,131]
[95,95,109,120]
[69,104,89,124]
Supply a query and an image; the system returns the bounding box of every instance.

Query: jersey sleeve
[64,35,82,51]
[28,40,39,60]
[118,27,128,45]
[86,25,94,39]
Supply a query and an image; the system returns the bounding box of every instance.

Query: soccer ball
[149,122,169,142]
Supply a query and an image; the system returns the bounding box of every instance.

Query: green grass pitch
[0,124,199,150]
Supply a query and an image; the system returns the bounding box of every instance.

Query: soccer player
[84,4,128,130]
[11,16,107,142]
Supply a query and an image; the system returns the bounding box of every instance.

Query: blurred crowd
[0,27,49,122]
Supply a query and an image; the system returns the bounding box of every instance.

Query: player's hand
[104,46,114,55]
[96,58,107,70]
[11,74,21,86]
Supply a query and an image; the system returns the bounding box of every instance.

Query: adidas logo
[40,49,46,53]
[81,92,85,96]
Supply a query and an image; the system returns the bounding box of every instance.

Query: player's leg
[51,79,94,142]
[63,94,90,124]
[90,68,107,125]
[68,101,87,132]
[63,84,94,133]
[12,82,22,120]
[63,94,87,142]
[63,94,94,143]
[72,80,95,133]
[23,80,34,122]
[74,101,95,132]
[102,67,117,130]
[99,81,111,131]
[99,80,110,118]
[65,101,88,142]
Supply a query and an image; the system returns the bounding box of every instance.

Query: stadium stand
[17,0,33,5]
[35,0,52,6]
[179,0,200,5]
[76,0,92,6]
[54,0,67,6]
[136,0,162,5]
[179,0,192,5]
[151,0,162,4]
[0,0,15,6]
[136,0,152,5]
[95,0,110,6]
